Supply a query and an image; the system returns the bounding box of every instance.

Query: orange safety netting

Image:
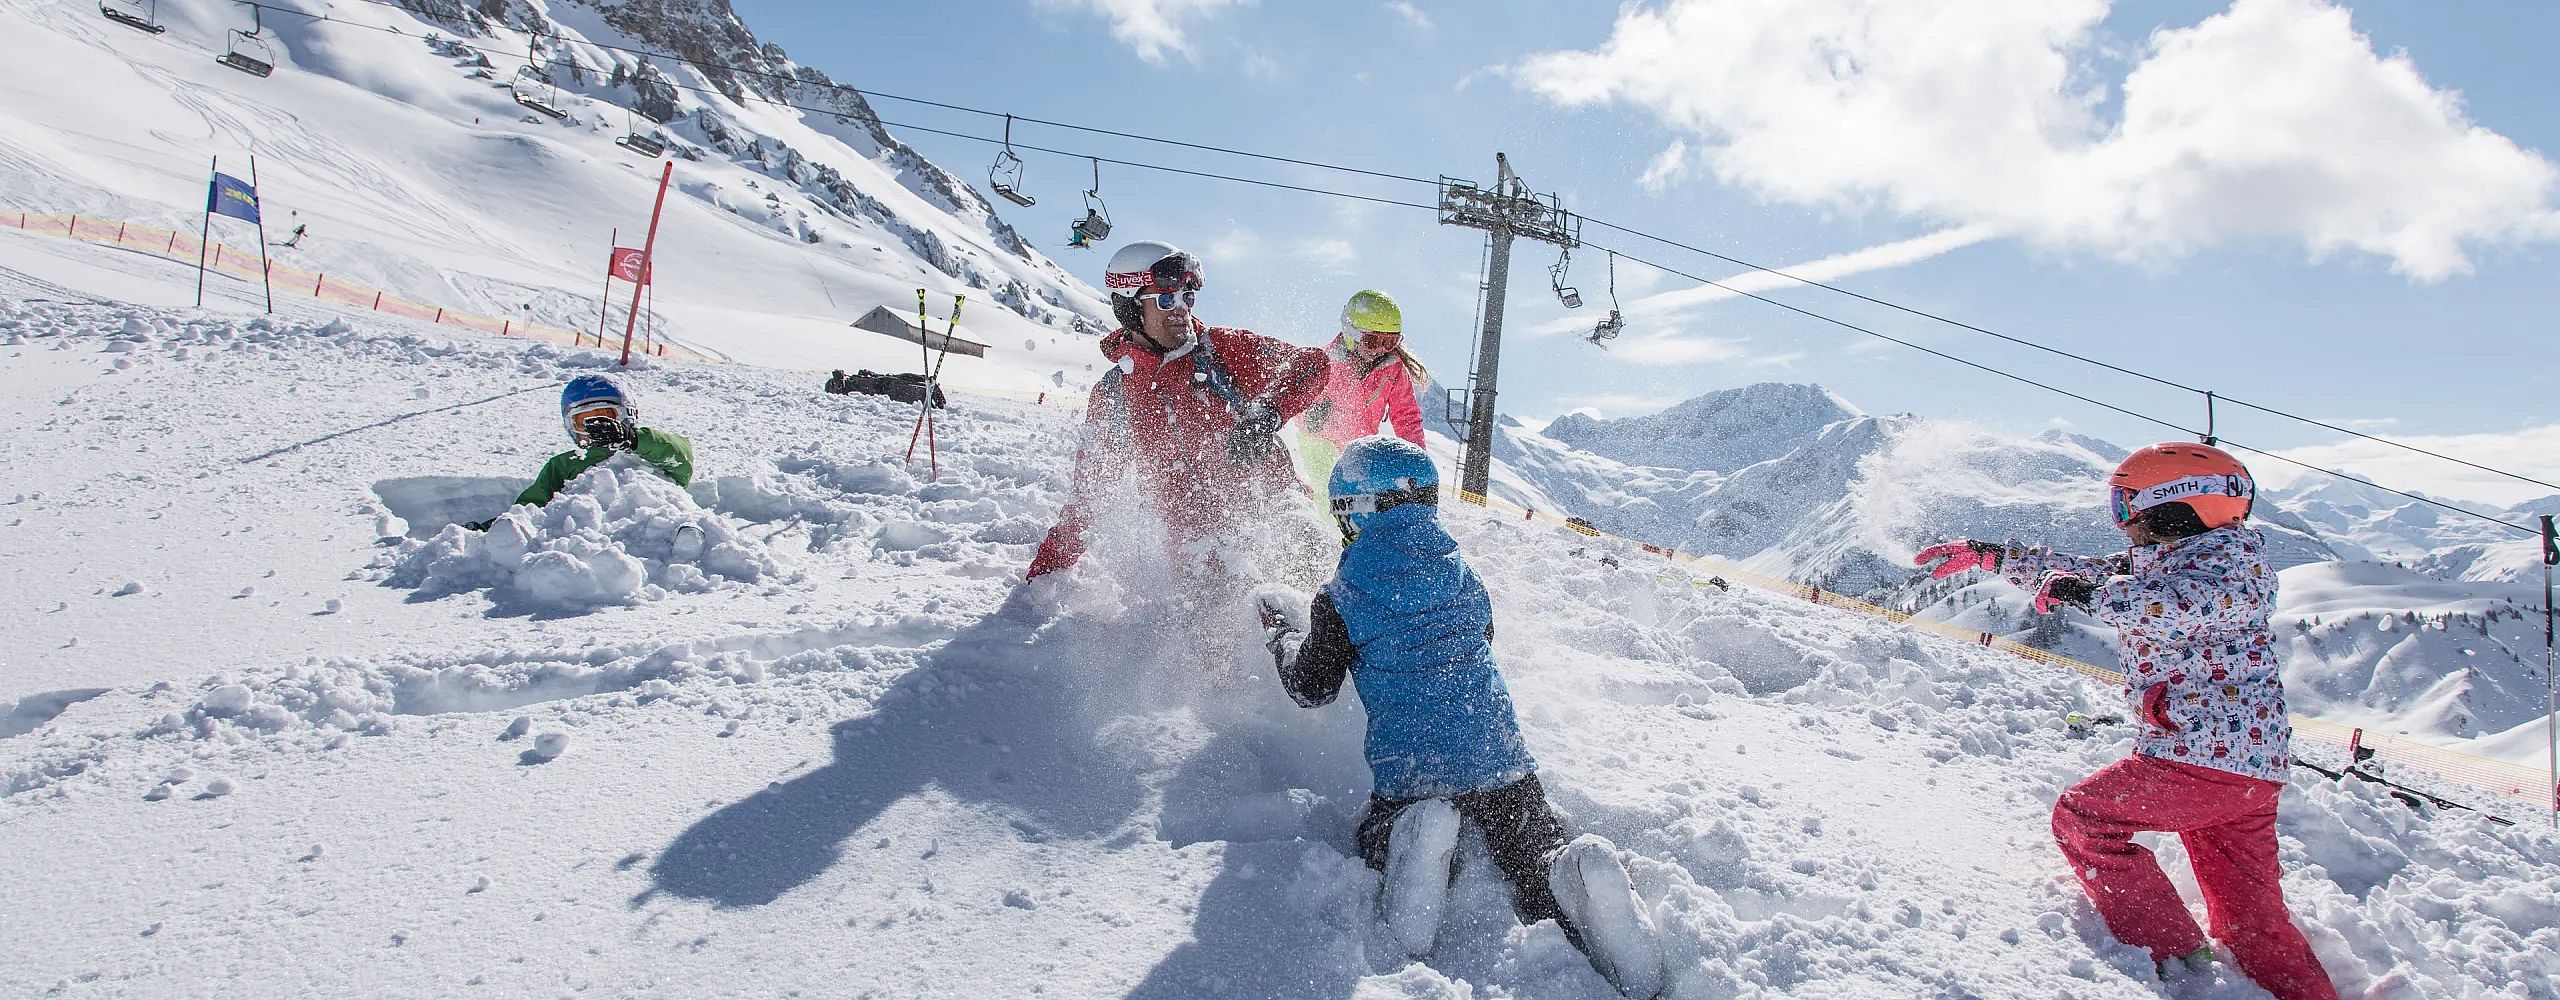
[1449,488,2558,817]
[8,211,714,363]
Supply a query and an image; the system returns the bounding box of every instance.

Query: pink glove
[1913,540,2003,579]
[2031,572,2095,615]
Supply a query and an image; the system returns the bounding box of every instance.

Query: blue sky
[732,0,2560,506]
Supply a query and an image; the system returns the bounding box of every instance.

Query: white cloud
[1041,0,1254,64]
[1636,140,1693,194]
[1513,0,2560,280]
[2270,424,2560,507]
[1289,237,1359,272]
[1385,1,1432,31]
[1203,225,1264,263]
[1530,225,1994,338]
[1239,50,1283,81]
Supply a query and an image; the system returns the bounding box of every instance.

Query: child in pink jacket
[1917,442,2337,1000]
[1297,289,1426,500]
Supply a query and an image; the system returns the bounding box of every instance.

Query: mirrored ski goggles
[1147,287,1199,310]
[1355,330,1401,352]
[2110,474,2253,525]
[1330,484,1438,517]
[568,402,627,430]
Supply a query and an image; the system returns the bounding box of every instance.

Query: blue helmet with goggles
[559,374,638,448]
[1329,436,1440,542]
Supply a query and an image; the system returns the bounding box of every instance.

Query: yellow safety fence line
[1449,488,2558,815]
[7,211,718,363]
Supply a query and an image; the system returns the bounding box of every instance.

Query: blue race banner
[207,172,260,224]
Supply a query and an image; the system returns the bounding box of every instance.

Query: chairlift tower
[1438,153,1578,498]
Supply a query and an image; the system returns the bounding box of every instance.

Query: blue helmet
[560,374,637,446]
[1329,435,1440,541]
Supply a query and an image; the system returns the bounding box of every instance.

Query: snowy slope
[0,0,1110,380]
[2275,561,2553,743]
[1543,383,1862,474]
[1531,391,2336,595]
[2265,476,2553,576]
[6,295,2558,999]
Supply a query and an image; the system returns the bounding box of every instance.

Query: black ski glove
[582,416,636,452]
[2032,572,2096,613]
[1225,401,1282,466]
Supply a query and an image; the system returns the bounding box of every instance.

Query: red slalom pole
[620,161,673,367]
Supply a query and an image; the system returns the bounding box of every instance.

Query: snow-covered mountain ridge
[1500,383,2339,595]
[0,0,1110,375]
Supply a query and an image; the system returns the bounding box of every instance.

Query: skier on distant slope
[1255,436,1667,998]
[1023,240,1330,581]
[466,375,694,531]
[1295,289,1427,502]
[1914,442,2338,1000]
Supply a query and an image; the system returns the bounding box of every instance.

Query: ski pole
[906,289,931,470]
[2542,514,2556,828]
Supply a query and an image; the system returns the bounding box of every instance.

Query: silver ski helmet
[1103,240,1203,332]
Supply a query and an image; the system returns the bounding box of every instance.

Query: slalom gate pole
[619,162,673,367]
[593,226,617,348]
[195,155,217,308]
[248,155,273,314]
[2543,514,2557,828]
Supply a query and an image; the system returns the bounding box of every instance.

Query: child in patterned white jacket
[1916,442,2337,1000]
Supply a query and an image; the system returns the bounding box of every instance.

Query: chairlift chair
[1551,249,1582,309]
[511,36,567,118]
[1584,251,1625,348]
[989,115,1035,208]
[616,131,665,157]
[101,0,165,34]
[216,2,274,77]
[512,66,566,118]
[1069,157,1112,247]
[616,98,664,155]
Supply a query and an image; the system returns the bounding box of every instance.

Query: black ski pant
[1355,772,1570,927]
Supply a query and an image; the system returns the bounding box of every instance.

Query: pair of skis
[905,290,964,479]
[1379,807,1669,998]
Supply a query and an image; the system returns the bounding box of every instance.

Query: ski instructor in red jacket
[1026,241,1330,581]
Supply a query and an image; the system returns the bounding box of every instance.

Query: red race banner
[608,247,651,285]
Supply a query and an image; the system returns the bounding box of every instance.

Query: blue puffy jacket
[1281,503,1536,798]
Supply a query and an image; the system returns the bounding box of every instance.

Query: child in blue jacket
[1257,436,1664,995]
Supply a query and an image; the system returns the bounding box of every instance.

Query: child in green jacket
[469,375,692,529]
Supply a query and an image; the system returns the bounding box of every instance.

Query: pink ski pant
[2052,754,2339,1000]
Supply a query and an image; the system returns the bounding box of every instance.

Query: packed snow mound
[379,462,794,611]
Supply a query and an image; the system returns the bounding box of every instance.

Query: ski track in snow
[1,297,2555,999]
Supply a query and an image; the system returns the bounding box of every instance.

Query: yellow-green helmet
[1341,289,1402,335]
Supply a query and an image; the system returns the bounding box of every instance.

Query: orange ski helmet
[2109,442,2254,528]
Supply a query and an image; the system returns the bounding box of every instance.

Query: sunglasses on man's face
[1147,288,1199,310]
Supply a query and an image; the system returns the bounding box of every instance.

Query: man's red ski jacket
[1027,318,1329,578]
